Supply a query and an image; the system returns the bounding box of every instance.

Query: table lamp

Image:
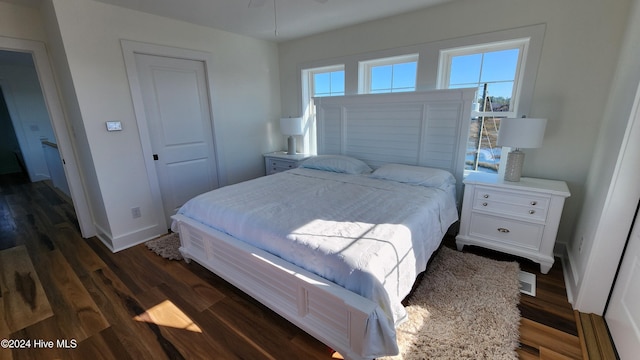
[497,117,547,182]
[280,117,304,155]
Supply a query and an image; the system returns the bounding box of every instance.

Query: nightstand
[456,172,570,274]
[263,151,313,175]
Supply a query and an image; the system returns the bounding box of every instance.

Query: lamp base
[504,149,525,182]
[287,136,296,155]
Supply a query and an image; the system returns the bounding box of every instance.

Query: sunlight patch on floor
[134,300,202,332]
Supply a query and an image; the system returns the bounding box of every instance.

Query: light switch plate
[106,121,122,131]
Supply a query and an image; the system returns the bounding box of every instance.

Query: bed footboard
[172,214,380,360]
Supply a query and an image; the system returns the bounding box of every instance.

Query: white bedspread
[174,168,458,357]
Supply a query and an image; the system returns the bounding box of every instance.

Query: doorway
[0,36,93,237]
[0,87,23,175]
[0,51,60,183]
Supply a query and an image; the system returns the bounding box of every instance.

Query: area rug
[145,232,183,260]
[144,236,521,358]
[381,246,521,360]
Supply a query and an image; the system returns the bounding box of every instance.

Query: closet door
[135,53,219,227]
[606,205,640,359]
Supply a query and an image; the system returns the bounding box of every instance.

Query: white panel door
[135,54,219,226]
[606,209,640,359]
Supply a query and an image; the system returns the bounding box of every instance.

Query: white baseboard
[555,242,577,308]
[94,222,166,253]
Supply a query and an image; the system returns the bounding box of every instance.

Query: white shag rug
[381,246,521,360]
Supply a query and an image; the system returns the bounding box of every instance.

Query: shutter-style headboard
[314,88,475,203]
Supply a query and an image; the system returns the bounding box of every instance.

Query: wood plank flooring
[0,171,605,359]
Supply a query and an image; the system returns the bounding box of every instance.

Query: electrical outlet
[578,236,584,253]
[131,207,141,219]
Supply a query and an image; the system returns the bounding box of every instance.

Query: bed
[171,88,475,359]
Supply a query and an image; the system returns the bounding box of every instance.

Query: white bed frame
[172,88,475,359]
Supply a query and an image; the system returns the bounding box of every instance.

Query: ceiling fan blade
[248,0,267,8]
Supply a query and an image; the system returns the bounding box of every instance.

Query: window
[439,39,528,173]
[360,54,418,94]
[301,65,345,154]
[308,66,345,98]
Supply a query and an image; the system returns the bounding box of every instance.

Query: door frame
[0,36,94,237]
[121,40,226,230]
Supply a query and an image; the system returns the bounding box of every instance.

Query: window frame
[438,38,529,119]
[296,24,545,157]
[359,54,419,94]
[438,38,532,175]
[307,65,346,98]
[300,64,346,154]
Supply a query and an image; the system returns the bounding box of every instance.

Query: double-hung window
[305,65,345,98]
[301,65,345,153]
[360,54,418,94]
[439,39,528,173]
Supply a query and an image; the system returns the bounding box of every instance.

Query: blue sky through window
[449,48,519,100]
[313,70,344,97]
[311,49,518,100]
[370,62,417,93]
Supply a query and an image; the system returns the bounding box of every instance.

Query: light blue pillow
[300,155,372,174]
[369,163,456,188]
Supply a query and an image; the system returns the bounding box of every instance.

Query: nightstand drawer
[268,158,297,169]
[469,212,544,250]
[267,159,297,175]
[473,187,549,221]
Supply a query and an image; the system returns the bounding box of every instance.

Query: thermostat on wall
[106,121,122,131]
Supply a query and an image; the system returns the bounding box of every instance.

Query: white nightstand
[456,172,570,274]
[263,151,313,175]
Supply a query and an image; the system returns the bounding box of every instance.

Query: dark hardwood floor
[0,172,591,359]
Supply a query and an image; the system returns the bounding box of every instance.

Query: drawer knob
[482,202,488,207]
[531,201,537,206]
[529,210,536,215]
[497,227,510,233]
[483,194,489,198]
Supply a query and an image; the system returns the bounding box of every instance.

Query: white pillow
[300,155,372,174]
[369,163,456,187]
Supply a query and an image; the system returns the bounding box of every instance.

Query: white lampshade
[280,117,303,155]
[497,117,547,182]
[280,117,304,136]
[497,118,547,149]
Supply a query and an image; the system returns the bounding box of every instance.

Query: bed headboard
[314,88,475,203]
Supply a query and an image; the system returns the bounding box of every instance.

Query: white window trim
[359,53,419,94]
[297,24,546,157]
[437,38,530,118]
[437,38,535,176]
[301,64,345,154]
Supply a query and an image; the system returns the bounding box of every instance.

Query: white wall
[44,0,282,250]
[0,2,46,41]
[566,0,640,314]
[278,0,630,249]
